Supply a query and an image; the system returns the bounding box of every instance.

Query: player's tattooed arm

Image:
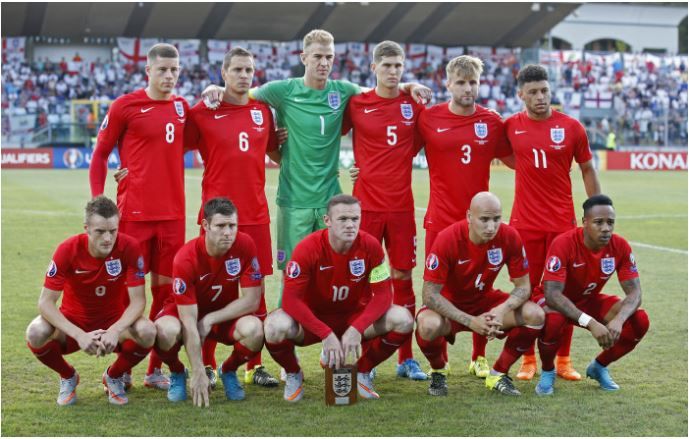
[605,277,643,343]
[503,274,531,311]
[423,281,492,335]
[543,280,585,322]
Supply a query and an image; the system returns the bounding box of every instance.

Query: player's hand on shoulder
[341,327,362,365]
[322,332,345,369]
[349,166,360,183]
[113,167,128,184]
[276,127,288,145]
[201,85,224,110]
[410,83,432,105]
[190,369,210,408]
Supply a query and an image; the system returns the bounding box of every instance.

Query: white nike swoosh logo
[457,259,470,265]
[489,267,502,271]
[437,128,450,133]
[319,265,333,271]
[514,130,527,135]
[75,269,91,274]
[573,262,586,268]
[199,273,211,280]
[364,108,378,114]
[141,107,154,113]
[214,114,229,119]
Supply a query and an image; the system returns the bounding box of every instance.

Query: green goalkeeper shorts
[276,205,327,271]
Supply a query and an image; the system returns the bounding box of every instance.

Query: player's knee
[416,312,442,341]
[239,316,264,342]
[137,319,157,348]
[155,318,180,350]
[388,305,414,333]
[25,317,53,347]
[264,310,291,343]
[630,309,650,339]
[522,302,545,327]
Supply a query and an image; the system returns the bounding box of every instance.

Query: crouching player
[153,198,264,406]
[264,195,414,402]
[535,195,649,395]
[416,192,544,396]
[26,196,155,406]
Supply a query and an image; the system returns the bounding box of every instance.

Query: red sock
[415,330,446,370]
[202,338,218,369]
[596,309,649,366]
[221,342,255,373]
[109,340,151,378]
[265,340,300,373]
[147,283,172,374]
[358,331,410,373]
[392,278,415,364]
[246,351,262,370]
[28,340,75,379]
[537,313,566,371]
[556,323,574,357]
[154,342,185,373]
[472,333,488,361]
[493,326,541,374]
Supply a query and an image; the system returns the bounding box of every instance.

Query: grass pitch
[1,168,687,436]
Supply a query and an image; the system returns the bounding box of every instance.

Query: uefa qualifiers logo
[62,148,84,169]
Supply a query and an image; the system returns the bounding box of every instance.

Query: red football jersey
[283,229,393,339]
[418,104,511,232]
[44,233,145,324]
[344,90,424,212]
[423,220,529,308]
[506,110,593,233]
[90,88,188,221]
[540,228,638,306]
[171,233,262,318]
[185,99,278,226]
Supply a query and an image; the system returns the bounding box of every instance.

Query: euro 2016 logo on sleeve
[174,278,186,295]
[105,259,122,276]
[349,259,365,277]
[629,253,638,273]
[546,256,561,272]
[426,253,439,270]
[400,103,413,120]
[328,92,341,110]
[550,127,565,144]
[250,109,264,125]
[474,123,488,139]
[174,101,185,117]
[601,257,616,275]
[225,258,241,276]
[487,248,503,265]
[46,260,57,277]
[286,261,301,279]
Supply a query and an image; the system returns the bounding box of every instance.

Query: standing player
[89,43,188,390]
[25,196,155,406]
[534,195,649,395]
[416,192,544,396]
[342,40,427,381]
[153,198,264,405]
[203,29,430,294]
[185,47,280,388]
[505,64,601,381]
[417,55,512,377]
[263,195,414,401]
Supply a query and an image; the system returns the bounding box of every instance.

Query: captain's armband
[369,263,390,284]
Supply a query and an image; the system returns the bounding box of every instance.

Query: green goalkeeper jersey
[252,77,360,208]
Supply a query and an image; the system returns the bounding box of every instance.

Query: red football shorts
[516,228,565,291]
[534,291,621,324]
[361,210,417,271]
[424,229,439,256]
[59,311,122,355]
[417,289,509,344]
[156,302,241,345]
[120,219,185,277]
[199,223,273,276]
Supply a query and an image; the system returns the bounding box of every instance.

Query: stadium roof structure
[1,2,580,47]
